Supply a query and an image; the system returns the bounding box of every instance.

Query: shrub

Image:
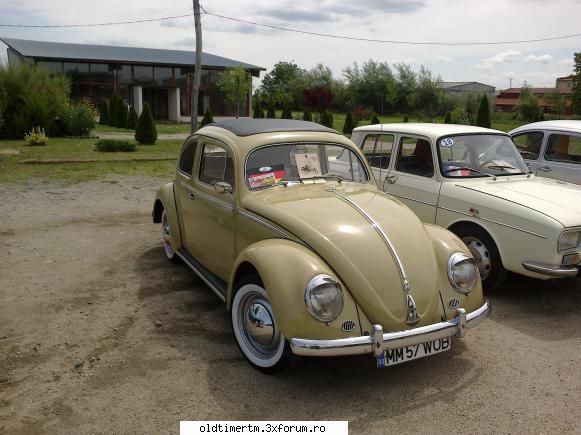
[266,101,276,119]
[126,105,138,130]
[253,98,264,118]
[24,126,49,146]
[370,114,380,125]
[0,62,70,138]
[403,115,409,123]
[115,98,128,128]
[281,104,292,119]
[444,112,452,124]
[99,101,109,125]
[476,95,491,128]
[63,100,96,136]
[303,110,312,122]
[134,102,157,144]
[108,96,118,127]
[200,109,214,127]
[343,111,355,134]
[95,139,136,152]
[449,106,469,125]
[319,111,333,128]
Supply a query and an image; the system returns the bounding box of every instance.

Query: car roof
[353,123,507,141]
[509,120,581,135]
[207,119,339,136]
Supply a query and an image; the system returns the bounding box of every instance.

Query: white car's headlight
[558,231,581,253]
[304,275,344,322]
[448,253,478,294]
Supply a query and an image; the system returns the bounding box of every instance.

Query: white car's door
[511,130,544,175]
[537,132,581,185]
[358,132,395,188]
[382,134,440,223]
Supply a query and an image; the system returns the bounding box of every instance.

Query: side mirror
[214,181,233,194]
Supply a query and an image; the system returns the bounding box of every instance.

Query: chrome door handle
[188,192,195,199]
[385,175,398,184]
[538,166,552,172]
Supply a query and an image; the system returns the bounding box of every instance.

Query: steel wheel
[231,282,289,372]
[161,209,179,263]
[463,236,492,280]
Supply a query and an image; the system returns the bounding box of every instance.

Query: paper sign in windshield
[440,138,454,148]
[295,153,322,178]
[247,164,285,188]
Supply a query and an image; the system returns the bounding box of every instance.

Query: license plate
[376,337,451,368]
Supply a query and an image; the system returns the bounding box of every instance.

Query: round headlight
[448,253,478,294]
[304,275,344,322]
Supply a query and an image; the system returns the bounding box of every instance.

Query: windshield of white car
[245,143,369,190]
[438,134,530,178]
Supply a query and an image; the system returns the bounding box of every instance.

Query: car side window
[178,140,197,176]
[361,134,394,169]
[199,143,235,186]
[395,136,434,177]
[545,134,581,164]
[512,132,543,160]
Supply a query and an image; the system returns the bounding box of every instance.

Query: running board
[176,248,227,302]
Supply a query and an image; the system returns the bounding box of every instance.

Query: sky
[0,0,579,91]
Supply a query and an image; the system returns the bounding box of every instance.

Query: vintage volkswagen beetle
[153,119,490,372]
[351,123,581,292]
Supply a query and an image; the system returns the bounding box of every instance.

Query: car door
[538,131,581,184]
[178,138,236,282]
[382,135,440,223]
[511,130,544,175]
[358,132,395,188]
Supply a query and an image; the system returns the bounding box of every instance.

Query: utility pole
[191,0,202,133]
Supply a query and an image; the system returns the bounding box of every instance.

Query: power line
[1,8,581,46]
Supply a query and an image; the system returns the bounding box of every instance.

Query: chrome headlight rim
[558,230,581,254]
[447,252,478,294]
[304,274,344,323]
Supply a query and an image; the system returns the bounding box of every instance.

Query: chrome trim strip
[437,205,548,239]
[238,210,290,239]
[389,193,436,207]
[175,251,226,302]
[328,188,419,325]
[290,301,491,357]
[176,180,233,211]
[522,261,579,277]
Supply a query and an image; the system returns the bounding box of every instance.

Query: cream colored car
[153,119,490,372]
[351,123,581,291]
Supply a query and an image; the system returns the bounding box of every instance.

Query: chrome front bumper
[522,261,580,278]
[290,301,491,357]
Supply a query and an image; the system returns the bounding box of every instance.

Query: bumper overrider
[290,301,491,357]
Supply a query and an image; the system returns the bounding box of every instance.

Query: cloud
[482,50,522,64]
[525,54,553,64]
[256,7,336,23]
[436,56,454,63]
[473,62,494,71]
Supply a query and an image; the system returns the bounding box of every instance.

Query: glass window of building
[64,62,90,82]
[154,67,173,87]
[117,65,133,85]
[37,61,63,74]
[90,63,113,85]
[134,65,154,86]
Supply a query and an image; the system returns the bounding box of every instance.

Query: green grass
[0,137,181,184]
[93,122,191,135]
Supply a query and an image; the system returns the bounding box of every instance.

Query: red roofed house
[495,76,573,113]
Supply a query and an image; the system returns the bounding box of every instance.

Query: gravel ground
[0,177,579,434]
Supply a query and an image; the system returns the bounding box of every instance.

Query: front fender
[153,182,182,252]
[423,224,485,318]
[227,239,363,340]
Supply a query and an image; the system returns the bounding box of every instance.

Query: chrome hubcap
[463,237,491,280]
[161,212,173,257]
[238,292,280,359]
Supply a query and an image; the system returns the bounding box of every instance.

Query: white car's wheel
[231,280,291,373]
[161,209,180,264]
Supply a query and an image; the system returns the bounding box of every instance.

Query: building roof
[353,123,506,140]
[207,119,338,136]
[1,37,264,73]
[499,87,569,94]
[439,81,495,90]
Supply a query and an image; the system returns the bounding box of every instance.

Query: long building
[1,37,264,121]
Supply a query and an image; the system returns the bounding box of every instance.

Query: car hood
[243,183,443,329]
[455,176,581,228]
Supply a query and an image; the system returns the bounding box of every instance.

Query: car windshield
[245,143,368,189]
[438,134,530,178]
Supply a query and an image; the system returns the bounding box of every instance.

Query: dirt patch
[0,176,580,434]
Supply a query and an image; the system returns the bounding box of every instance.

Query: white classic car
[509,120,581,185]
[350,123,581,291]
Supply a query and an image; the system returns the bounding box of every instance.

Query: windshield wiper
[300,174,345,183]
[442,166,497,179]
[483,164,527,175]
